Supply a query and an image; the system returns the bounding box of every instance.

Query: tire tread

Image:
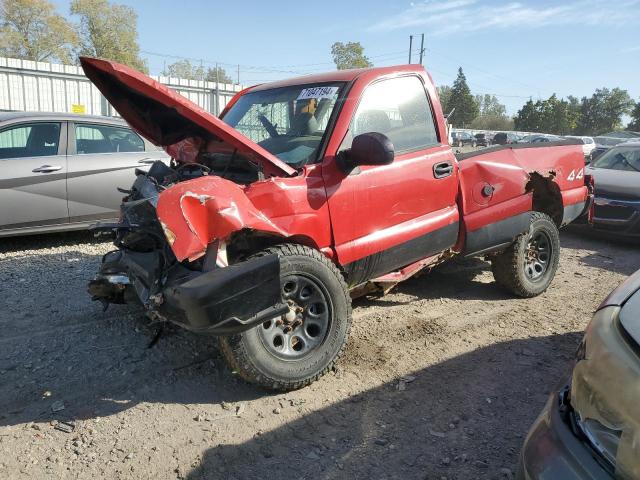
[491,212,559,298]
[218,243,351,391]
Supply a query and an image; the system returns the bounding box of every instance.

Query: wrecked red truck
[83,57,592,390]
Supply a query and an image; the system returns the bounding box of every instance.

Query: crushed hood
[79,57,295,178]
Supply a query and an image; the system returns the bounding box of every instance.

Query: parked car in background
[585,141,640,238]
[518,134,563,144]
[493,132,519,145]
[591,133,640,162]
[0,112,169,237]
[565,135,596,158]
[474,132,492,147]
[532,135,563,143]
[451,131,476,147]
[590,143,611,162]
[517,134,538,143]
[518,269,640,479]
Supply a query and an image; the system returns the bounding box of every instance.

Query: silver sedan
[0,112,168,236]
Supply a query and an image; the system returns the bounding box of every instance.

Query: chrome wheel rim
[258,274,330,359]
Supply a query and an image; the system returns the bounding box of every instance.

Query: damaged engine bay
[88,149,288,335]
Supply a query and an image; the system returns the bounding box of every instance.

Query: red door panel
[323,145,459,265]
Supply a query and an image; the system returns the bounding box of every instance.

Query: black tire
[218,244,352,391]
[491,212,560,297]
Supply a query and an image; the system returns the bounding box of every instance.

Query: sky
[52,0,640,115]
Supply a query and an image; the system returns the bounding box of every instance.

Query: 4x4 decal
[567,168,584,181]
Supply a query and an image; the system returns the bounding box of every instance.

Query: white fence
[0,57,243,117]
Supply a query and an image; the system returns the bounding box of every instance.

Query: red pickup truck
[83,57,592,390]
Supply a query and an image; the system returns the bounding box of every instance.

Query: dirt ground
[1,228,638,480]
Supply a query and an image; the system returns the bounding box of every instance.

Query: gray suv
[0,112,168,236]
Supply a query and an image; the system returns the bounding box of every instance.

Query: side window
[0,122,61,159]
[340,76,439,154]
[75,124,145,154]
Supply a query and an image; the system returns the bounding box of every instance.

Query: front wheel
[218,244,352,390]
[491,212,560,297]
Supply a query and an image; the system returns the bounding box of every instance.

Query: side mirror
[337,132,394,173]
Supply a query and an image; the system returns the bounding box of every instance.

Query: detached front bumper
[89,251,288,335]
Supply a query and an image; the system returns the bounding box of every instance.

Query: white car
[565,135,595,158]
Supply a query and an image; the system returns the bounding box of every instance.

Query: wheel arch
[226,229,325,263]
[526,172,563,227]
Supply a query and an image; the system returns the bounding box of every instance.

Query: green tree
[545,94,576,135]
[437,85,452,115]
[70,0,147,72]
[514,94,580,135]
[205,65,233,84]
[162,59,205,79]
[471,94,512,129]
[0,0,78,63]
[447,68,479,128]
[470,114,514,131]
[629,101,640,132]
[330,41,372,70]
[575,88,634,135]
[162,60,234,83]
[475,94,507,118]
[514,99,540,132]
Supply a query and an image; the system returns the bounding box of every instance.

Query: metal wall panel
[0,56,244,118]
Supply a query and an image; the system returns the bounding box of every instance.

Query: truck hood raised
[79,57,296,178]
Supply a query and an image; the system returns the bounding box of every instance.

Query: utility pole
[419,33,425,65]
[408,35,413,64]
[214,62,220,116]
[237,64,240,85]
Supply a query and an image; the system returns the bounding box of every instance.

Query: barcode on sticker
[297,86,339,100]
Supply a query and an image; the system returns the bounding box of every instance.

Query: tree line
[0,0,234,82]
[330,42,640,136]
[514,89,638,135]
[438,68,640,135]
[3,7,639,131]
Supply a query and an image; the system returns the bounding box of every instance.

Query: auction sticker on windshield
[297,86,339,100]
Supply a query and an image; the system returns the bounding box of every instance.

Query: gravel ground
[0,228,638,480]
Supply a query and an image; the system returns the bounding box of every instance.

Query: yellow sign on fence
[71,104,86,114]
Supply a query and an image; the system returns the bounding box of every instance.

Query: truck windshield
[221,83,344,167]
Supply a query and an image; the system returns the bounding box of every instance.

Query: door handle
[32,165,62,173]
[137,158,156,164]
[433,161,454,179]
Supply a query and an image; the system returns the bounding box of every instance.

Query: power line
[426,48,546,95]
[142,48,424,76]
[143,47,535,107]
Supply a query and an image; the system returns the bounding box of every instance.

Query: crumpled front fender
[157,176,287,261]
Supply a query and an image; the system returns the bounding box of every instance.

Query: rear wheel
[218,244,351,390]
[491,212,560,297]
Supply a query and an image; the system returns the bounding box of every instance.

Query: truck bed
[456,140,589,256]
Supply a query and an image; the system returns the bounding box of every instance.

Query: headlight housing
[576,415,622,468]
